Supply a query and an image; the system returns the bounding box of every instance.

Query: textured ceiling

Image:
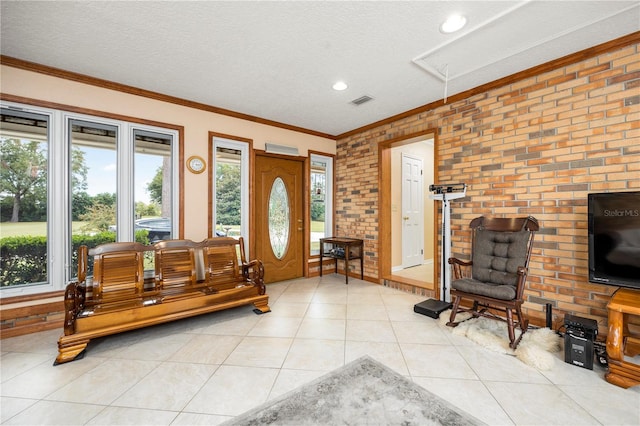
[1,1,639,137]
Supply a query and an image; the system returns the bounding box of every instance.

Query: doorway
[254,153,305,283]
[379,130,436,291]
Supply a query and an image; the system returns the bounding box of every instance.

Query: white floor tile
[345,341,409,376]
[401,343,478,380]
[486,381,601,425]
[197,312,261,336]
[248,315,302,338]
[347,303,389,320]
[346,319,396,342]
[85,406,178,425]
[391,320,451,344]
[268,301,310,318]
[109,331,193,361]
[0,397,38,423]
[111,361,216,411]
[183,365,278,416]
[46,358,159,405]
[0,352,52,383]
[455,344,550,384]
[305,302,346,319]
[296,317,346,340]
[268,368,326,399]
[224,336,292,368]
[559,383,640,426]
[171,411,232,425]
[1,355,105,399]
[282,338,345,371]
[168,334,242,364]
[413,377,515,426]
[2,400,105,425]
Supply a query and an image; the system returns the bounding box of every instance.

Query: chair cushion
[451,278,517,300]
[472,228,530,288]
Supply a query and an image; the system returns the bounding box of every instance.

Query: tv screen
[588,191,640,289]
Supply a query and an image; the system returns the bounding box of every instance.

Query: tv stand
[606,288,640,388]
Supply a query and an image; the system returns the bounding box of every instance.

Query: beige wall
[1,65,336,240]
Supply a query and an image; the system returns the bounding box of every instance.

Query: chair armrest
[448,257,472,280]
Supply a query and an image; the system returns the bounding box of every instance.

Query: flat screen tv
[588,191,640,289]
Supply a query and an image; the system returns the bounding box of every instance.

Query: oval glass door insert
[268,177,290,259]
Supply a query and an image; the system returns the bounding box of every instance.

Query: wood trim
[337,31,640,139]
[179,128,185,239]
[304,156,311,276]
[0,55,335,140]
[378,144,391,283]
[1,320,63,339]
[0,290,64,305]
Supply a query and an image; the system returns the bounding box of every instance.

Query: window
[134,129,174,242]
[69,119,118,242]
[310,154,333,255]
[212,138,249,251]
[0,102,178,296]
[0,108,51,289]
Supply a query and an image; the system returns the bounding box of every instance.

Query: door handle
[403,216,409,220]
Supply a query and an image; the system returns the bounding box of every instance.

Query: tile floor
[1,275,639,425]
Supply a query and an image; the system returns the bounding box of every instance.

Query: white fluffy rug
[439,310,562,370]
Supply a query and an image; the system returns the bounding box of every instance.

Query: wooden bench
[55,237,269,365]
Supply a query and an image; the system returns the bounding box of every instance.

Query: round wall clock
[186,155,206,174]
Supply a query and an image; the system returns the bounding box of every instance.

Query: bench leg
[54,338,89,366]
[253,300,271,314]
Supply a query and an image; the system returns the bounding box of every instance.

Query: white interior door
[401,153,424,268]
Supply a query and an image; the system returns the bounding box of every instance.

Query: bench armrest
[62,280,87,336]
[242,259,266,295]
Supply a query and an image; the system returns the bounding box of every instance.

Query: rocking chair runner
[446,216,539,349]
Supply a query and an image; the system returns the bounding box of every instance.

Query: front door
[255,154,304,283]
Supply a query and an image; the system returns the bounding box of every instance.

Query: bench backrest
[154,239,198,292]
[202,237,244,291]
[88,242,147,304]
[78,238,251,302]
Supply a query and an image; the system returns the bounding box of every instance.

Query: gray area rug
[223,355,484,426]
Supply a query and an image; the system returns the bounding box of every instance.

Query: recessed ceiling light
[440,14,467,33]
[332,81,348,91]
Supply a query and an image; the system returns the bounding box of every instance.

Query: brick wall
[335,40,640,332]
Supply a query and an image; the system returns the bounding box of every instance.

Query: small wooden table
[605,288,640,388]
[319,237,363,284]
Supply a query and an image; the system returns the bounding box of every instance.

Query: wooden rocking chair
[447,216,539,349]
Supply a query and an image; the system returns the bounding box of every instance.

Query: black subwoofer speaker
[564,313,598,370]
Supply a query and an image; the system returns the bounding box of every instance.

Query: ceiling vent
[350,95,373,106]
